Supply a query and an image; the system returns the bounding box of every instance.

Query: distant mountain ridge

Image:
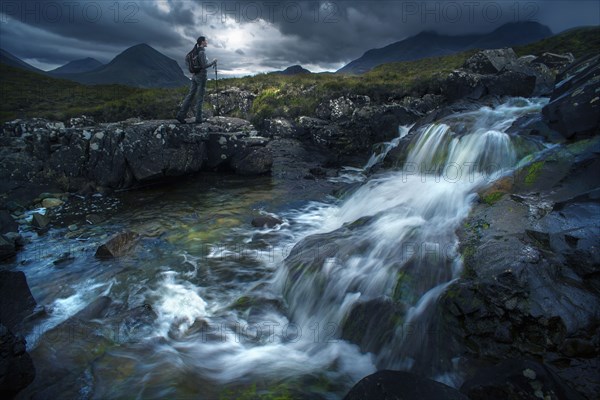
[0,44,189,88]
[338,21,553,74]
[271,65,311,75]
[49,57,104,75]
[57,44,189,88]
[0,48,46,74]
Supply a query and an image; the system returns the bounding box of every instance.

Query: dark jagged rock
[95,231,139,259]
[341,297,405,354]
[251,215,283,228]
[300,103,421,156]
[0,210,18,234]
[463,48,518,74]
[0,323,35,398]
[533,52,575,70]
[233,147,273,175]
[343,370,469,400]
[261,118,302,139]
[315,95,370,122]
[542,54,600,140]
[207,87,256,118]
[0,271,37,333]
[460,359,586,400]
[0,117,270,193]
[444,47,564,100]
[31,212,49,229]
[439,138,600,398]
[0,235,16,261]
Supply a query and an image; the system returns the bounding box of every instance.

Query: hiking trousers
[178,73,207,121]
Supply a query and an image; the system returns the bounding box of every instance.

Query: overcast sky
[0,0,598,77]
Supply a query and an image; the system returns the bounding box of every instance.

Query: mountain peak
[338,21,553,74]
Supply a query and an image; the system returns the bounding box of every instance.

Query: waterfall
[272,97,548,383]
[38,97,546,397]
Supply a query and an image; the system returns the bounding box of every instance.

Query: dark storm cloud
[0,0,598,73]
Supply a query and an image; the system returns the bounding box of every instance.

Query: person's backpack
[185,46,203,74]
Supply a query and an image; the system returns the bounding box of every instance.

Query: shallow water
[14,97,549,399]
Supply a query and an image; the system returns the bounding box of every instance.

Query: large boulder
[0,271,37,332]
[95,231,140,259]
[438,138,600,399]
[460,359,586,400]
[344,370,469,400]
[542,54,600,140]
[463,48,518,74]
[0,323,35,398]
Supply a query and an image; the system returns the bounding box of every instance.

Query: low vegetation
[1,27,598,124]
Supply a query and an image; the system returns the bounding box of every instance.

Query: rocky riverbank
[1,49,597,398]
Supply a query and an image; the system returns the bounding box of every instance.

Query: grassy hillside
[514,26,600,58]
[1,26,598,125]
[0,64,185,122]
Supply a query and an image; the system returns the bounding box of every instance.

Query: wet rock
[533,52,575,70]
[41,198,64,208]
[0,235,16,261]
[85,214,104,225]
[0,271,37,332]
[344,370,469,400]
[73,296,112,320]
[267,138,333,181]
[0,210,18,234]
[0,323,35,398]
[95,231,139,259]
[542,54,600,140]
[341,297,405,354]
[31,212,50,229]
[114,304,157,343]
[233,146,273,175]
[460,359,586,400]
[251,215,283,228]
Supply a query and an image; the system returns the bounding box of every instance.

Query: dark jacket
[195,47,215,76]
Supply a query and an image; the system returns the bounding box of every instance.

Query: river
[16,97,548,399]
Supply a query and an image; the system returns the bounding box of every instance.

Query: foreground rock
[0,117,271,196]
[0,271,37,397]
[95,231,140,259]
[0,271,37,332]
[542,54,600,140]
[461,359,586,400]
[344,370,468,400]
[0,323,35,398]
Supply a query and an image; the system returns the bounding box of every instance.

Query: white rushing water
[19,97,549,398]
[142,97,549,390]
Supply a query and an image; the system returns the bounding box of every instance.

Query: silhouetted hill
[61,44,189,88]
[271,65,312,75]
[0,48,46,74]
[49,57,104,75]
[338,21,553,74]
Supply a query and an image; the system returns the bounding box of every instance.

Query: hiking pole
[214,61,220,117]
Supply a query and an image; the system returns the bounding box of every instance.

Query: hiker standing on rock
[176,36,217,124]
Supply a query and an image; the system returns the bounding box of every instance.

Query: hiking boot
[176,115,186,124]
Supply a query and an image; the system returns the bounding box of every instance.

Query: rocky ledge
[0,116,271,193]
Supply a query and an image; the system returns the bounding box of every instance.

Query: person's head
[197,36,207,47]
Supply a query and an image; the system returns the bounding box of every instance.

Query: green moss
[219,383,294,400]
[524,161,545,186]
[482,191,504,206]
